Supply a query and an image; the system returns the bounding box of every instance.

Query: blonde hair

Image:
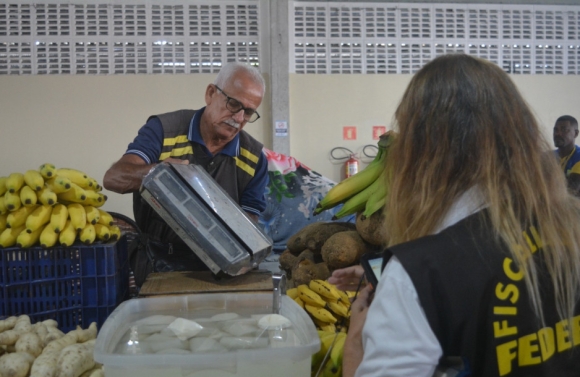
[385,54,580,321]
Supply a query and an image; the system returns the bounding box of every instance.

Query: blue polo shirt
[125,107,268,215]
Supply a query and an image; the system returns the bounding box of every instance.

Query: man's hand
[103,155,189,194]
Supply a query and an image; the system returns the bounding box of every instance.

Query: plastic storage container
[94,293,320,377]
[0,237,129,332]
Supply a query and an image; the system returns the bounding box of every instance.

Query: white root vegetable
[33,323,48,343]
[42,327,64,346]
[75,323,97,343]
[0,316,34,346]
[0,352,35,377]
[0,317,18,333]
[31,327,81,377]
[14,332,43,358]
[56,340,96,377]
[41,320,58,328]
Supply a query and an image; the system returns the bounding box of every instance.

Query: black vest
[387,211,580,377]
[133,109,263,261]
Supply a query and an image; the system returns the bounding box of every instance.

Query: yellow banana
[83,192,106,208]
[298,284,327,308]
[312,331,337,375]
[0,225,26,248]
[16,226,42,248]
[6,205,38,228]
[94,223,110,241]
[59,220,77,246]
[0,177,7,196]
[39,223,59,248]
[5,173,24,194]
[84,205,100,225]
[39,163,56,179]
[0,195,8,215]
[346,291,357,299]
[324,332,346,377]
[89,178,100,191]
[19,185,38,207]
[286,287,299,300]
[23,170,44,191]
[45,177,72,194]
[309,279,342,303]
[337,290,351,306]
[326,301,349,319]
[25,205,53,233]
[0,214,7,233]
[56,168,93,189]
[97,209,114,226]
[36,186,57,206]
[79,223,96,244]
[4,191,22,211]
[57,182,86,203]
[293,296,305,309]
[49,204,68,233]
[109,225,121,241]
[67,203,86,231]
[314,147,386,215]
[312,318,336,333]
[305,304,337,324]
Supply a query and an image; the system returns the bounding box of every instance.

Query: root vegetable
[56,340,96,377]
[13,316,32,334]
[321,230,368,270]
[79,368,104,377]
[75,323,97,343]
[279,249,317,279]
[0,330,21,346]
[0,352,35,377]
[291,260,330,286]
[287,221,356,254]
[0,317,18,333]
[29,349,59,377]
[14,332,43,358]
[355,210,387,246]
[42,329,79,354]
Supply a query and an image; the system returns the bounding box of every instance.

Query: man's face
[203,72,263,141]
[553,120,578,149]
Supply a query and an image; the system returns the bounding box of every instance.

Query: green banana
[331,170,385,220]
[323,332,346,376]
[362,170,390,219]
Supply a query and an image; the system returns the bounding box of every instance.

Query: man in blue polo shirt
[553,115,580,196]
[103,62,269,286]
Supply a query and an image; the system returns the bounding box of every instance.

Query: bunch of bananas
[287,280,356,377]
[0,164,121,249]
[313,132,394,220]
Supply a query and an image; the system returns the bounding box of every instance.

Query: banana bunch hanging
[0,164,121,248]
[314,132,394,220]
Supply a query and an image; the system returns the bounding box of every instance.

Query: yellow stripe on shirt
[235,157,256,177]
[239,147,259,164]
[163,135,189,147]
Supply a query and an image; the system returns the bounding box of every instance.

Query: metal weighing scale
[139,163,273,277]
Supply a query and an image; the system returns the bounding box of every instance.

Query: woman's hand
[343,284,374,377]
[327,265,365,291]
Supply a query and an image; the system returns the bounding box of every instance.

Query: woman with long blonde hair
[330,54,580,377]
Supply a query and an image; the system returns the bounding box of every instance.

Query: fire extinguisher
[345,154,359,179]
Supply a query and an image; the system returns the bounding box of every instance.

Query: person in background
[330,54,580,377]
[103,61,269,286]
[553,115,580,196]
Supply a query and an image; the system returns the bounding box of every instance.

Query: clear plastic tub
[94,293,320,377]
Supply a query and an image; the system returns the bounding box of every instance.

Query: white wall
[1,73,579,218]
[290,74,580,182]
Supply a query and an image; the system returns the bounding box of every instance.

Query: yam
[0,317,18,333]
[279,249,317,279]
[286,221,356,254]
[321,230,368,270]
[56,340,96,377]
[0,352,35,377]
[355,210,387,246]
[291,260,330,286]
[14,332,43,358]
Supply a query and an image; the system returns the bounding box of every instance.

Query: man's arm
[103,154,187,194]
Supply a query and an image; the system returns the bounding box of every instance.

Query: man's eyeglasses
[214,85,260,123]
